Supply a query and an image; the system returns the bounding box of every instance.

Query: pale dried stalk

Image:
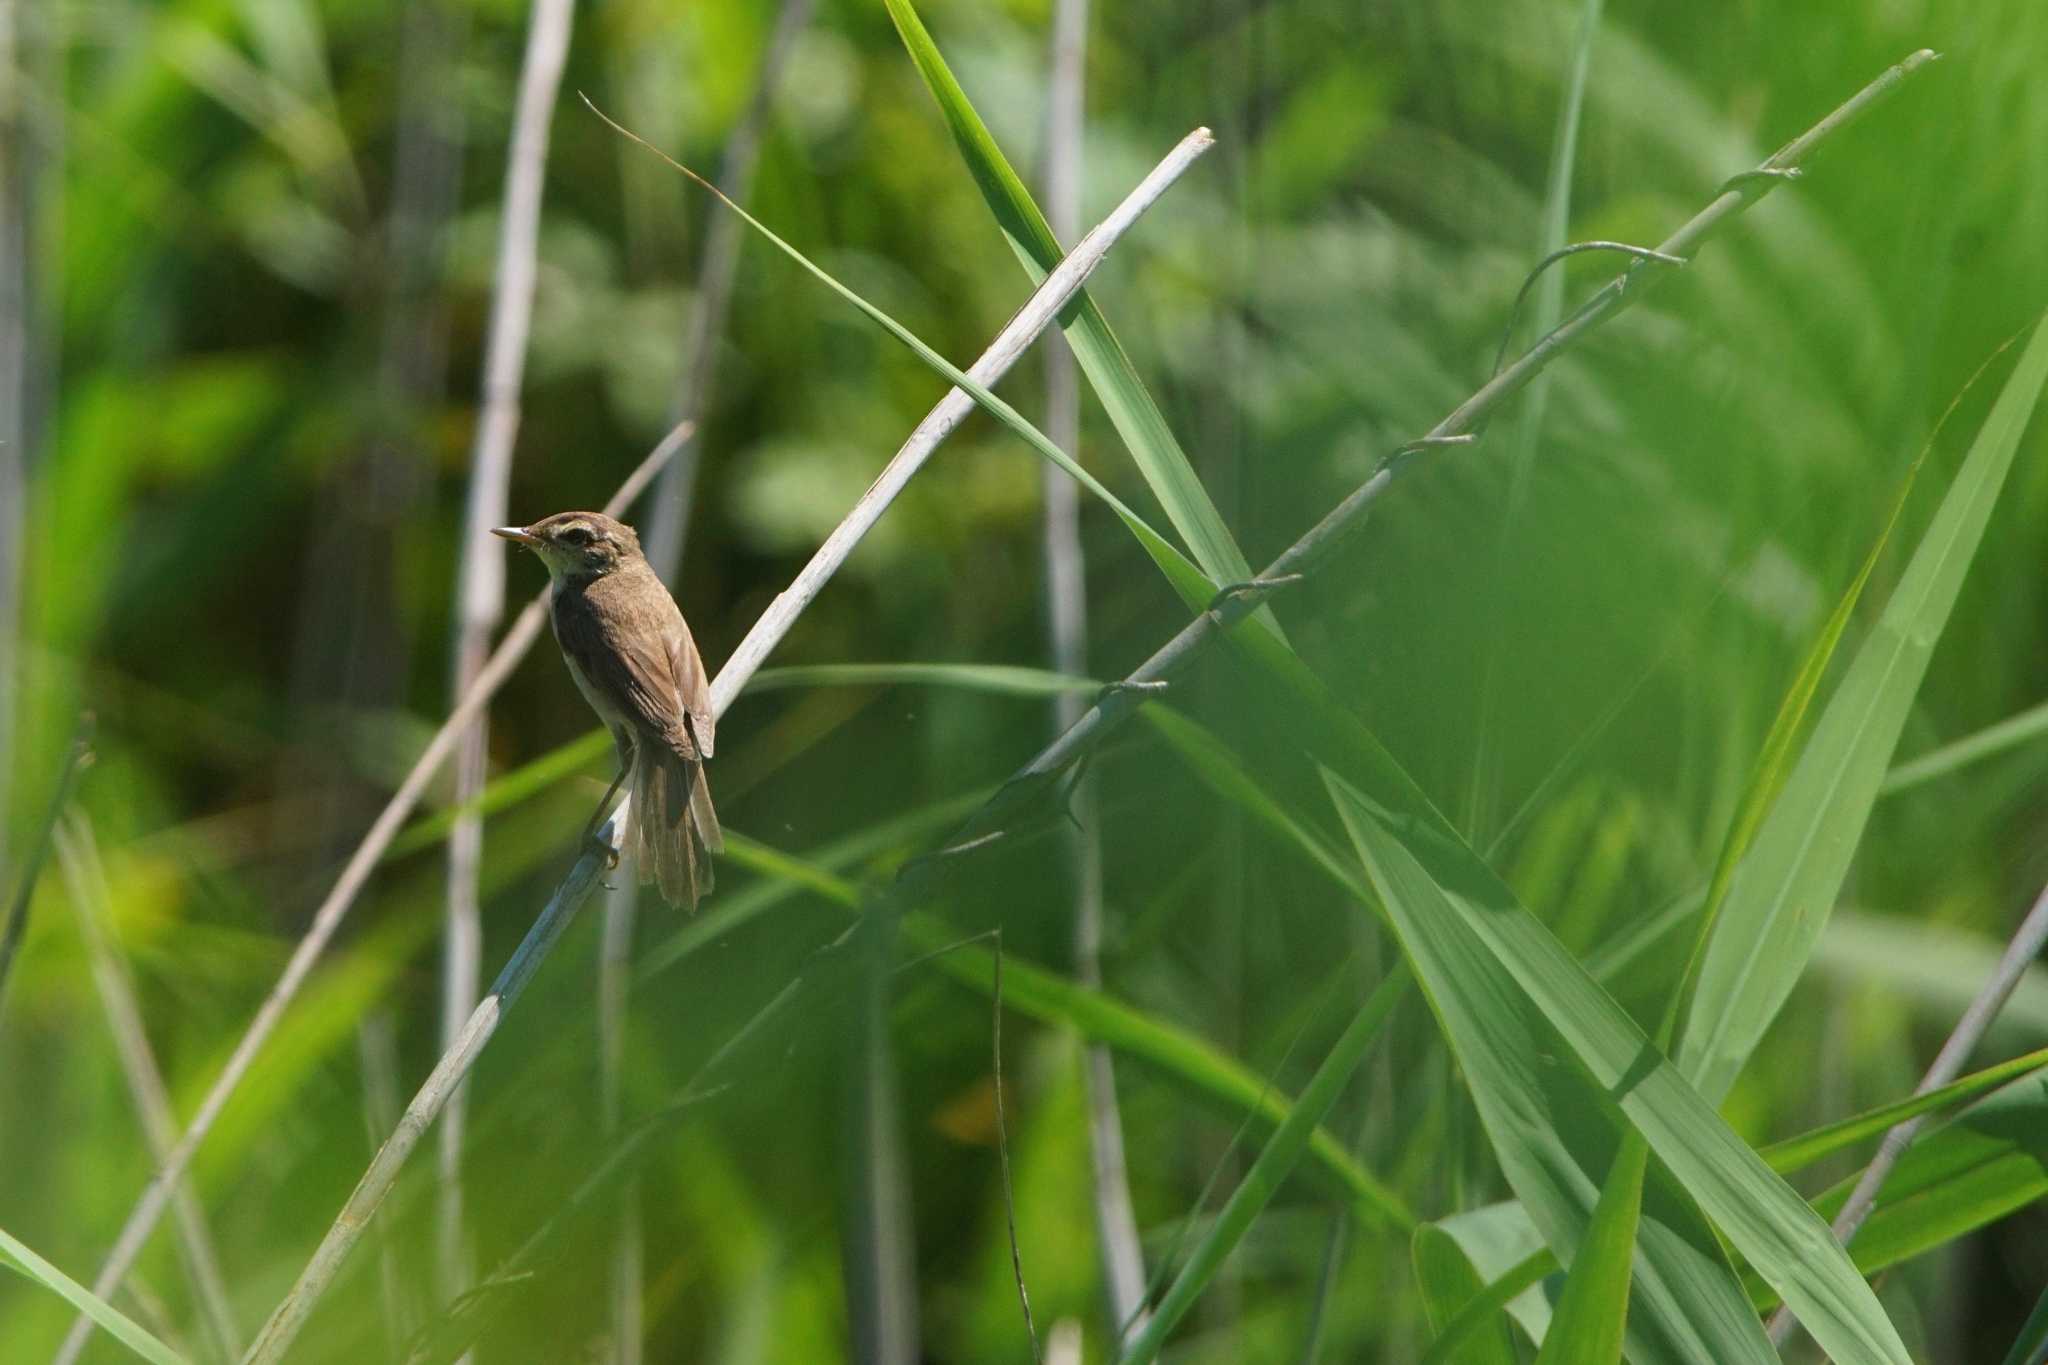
[59,423,690,1362]
[439,0,577,1327]
[711,125,1213,712]
[238,128,1213,1365]
[1039,0,1148,1340]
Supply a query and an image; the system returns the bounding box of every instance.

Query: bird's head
[492,511,643,583]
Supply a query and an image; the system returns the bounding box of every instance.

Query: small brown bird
[492,512,722,908]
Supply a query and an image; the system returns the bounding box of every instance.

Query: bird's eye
[559,527,592,546]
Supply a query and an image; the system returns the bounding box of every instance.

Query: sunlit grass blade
[385,729,612,860]
[1817,1069,2048,1280]
[1679,315,2048,1102]
[585,97,1221,618]
[0,1224,188,1365]
[1323,768,1911,1365]
[1111,968,1408,1364]
[879,0,1258,600]
[1760,1044,2048,1174]
[1738,1069,2048,1309]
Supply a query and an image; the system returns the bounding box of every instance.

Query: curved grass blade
[1112,968,1408,1365]
[1324,768,1912,1365]
[878,0,1258,602]
[0,1225,188,1365]
[1737,1069,2048,1310]
[1679,315,2048,1101]
[1761,1044,2048,1175]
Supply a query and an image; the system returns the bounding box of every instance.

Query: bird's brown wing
[554,571,710,761]
[670,620,715,758]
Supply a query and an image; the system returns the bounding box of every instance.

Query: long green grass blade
[1738,1069,2048,1309]
[1324,768,1911,1365]
[0,1225,189,1365]
[1761,1044,2048,1174]
[1113,968,1407,1365]
[1679,314,2048,1102]
[878,0,1257,597]
[1817,1069,2048,1283]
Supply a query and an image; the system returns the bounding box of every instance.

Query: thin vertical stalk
[56,816,242,1363]
[1038,0,1147,1339]
[439,0,576,1331]
[1769,878,2048,1347]
[598,8,812,1357]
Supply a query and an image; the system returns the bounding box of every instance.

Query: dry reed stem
[437,0,577,1331]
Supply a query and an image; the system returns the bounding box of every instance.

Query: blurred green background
[2,0,2045,1360]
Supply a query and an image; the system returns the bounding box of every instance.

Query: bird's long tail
[629,746,721,910]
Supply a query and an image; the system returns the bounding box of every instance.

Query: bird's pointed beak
[491,526,542,549]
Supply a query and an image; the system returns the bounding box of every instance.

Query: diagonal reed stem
[236,126,1214,1364]
[1038,0,1149,1341]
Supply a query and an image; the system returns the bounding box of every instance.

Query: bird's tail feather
[629,747,717,909]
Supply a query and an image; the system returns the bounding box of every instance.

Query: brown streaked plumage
[491,511,722,909]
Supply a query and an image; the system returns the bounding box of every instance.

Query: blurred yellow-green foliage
[3,0,2047,1361]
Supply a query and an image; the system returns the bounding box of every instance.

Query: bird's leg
[582,766,627,859]
[583,729,635,871]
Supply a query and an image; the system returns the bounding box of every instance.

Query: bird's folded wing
[555,582,705,760]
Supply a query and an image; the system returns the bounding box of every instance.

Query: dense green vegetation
[3,1,2046,1361]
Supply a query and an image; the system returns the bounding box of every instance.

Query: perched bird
[492,512,722,908]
